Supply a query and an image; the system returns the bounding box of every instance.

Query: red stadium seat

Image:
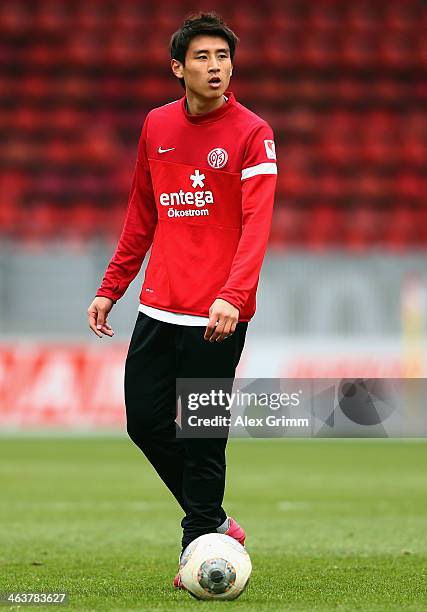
[302,33,339,69]
[35,2,71,35]
[345,206,383,252]
[269,206,307,249]
[379,32,417,69]
[305,205,344,251]
[384,206,418,251]
[385,3,418,32]
[0,3,31,34]
[346,3,384,32]
[341,32,380,68]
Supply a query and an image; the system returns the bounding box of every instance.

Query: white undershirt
[138,304,208,326]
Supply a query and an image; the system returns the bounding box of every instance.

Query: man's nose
[208,58,220,71]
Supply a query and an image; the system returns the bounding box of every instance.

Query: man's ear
[171,59,184,79]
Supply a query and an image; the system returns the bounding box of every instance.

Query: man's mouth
[208,77,221,88]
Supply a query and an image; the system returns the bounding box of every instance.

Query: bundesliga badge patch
[207,148,228,169]
[264,139,276,160]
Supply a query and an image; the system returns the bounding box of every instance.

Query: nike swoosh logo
[158,147,175,154]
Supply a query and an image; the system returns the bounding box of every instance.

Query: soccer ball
[179,533,252,600]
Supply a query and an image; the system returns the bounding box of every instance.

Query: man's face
[172,35,233,100]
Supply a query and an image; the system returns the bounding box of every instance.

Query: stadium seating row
[2,38,426,70]
[0,2,424,33]
[2,202,427,252]
[0,76,424,103]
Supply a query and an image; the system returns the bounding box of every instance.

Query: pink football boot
[173,573,185,589]
[223,516,246,546]
[173,517,246,589]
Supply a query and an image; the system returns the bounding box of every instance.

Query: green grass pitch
[0,437,426,611]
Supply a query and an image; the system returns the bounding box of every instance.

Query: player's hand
[87,297,115,338]
[204,299,239,343]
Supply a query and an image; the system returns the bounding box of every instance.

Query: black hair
[170,12,239,89]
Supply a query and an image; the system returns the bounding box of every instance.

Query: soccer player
[87,12,277,587]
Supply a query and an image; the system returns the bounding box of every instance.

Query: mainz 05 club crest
[207,148,228,169]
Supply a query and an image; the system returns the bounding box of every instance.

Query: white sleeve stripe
[241,162,277,181]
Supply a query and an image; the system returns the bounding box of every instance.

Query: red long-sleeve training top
[96,92,277,322]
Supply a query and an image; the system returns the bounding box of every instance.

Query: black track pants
[124,312,247,550]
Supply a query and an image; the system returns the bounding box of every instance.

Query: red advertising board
[0,343,127,430]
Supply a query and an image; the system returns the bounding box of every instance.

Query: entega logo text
[159,169,214,218]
